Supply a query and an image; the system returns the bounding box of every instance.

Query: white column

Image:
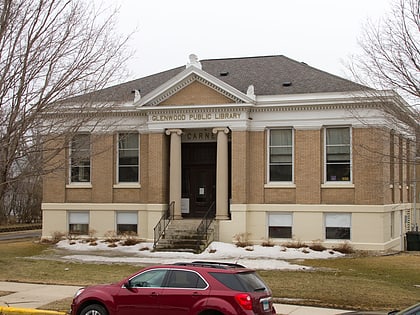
[165,129,183,219]
[213,127,230,220]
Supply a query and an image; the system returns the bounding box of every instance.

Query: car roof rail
[173,261,247,269]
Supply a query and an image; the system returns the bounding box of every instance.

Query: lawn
[0,240,419,312]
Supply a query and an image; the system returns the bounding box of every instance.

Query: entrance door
[182,143,216,218]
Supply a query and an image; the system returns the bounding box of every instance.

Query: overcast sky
[101,0,393,81]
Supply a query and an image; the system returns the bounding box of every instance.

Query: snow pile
[56,240,344,270]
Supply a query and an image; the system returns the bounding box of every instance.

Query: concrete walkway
[0,281,350,315]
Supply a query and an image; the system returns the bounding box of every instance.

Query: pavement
[0,281,350,315]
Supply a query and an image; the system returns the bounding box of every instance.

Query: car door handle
[150,291,159,296]
[192,292,201,297]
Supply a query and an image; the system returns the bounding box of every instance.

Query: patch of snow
[56,240,344,270]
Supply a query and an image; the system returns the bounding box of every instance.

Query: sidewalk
[0,281,349,315]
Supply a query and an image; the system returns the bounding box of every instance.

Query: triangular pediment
[136,66,255,107]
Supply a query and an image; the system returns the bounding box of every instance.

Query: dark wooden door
[182,143,216,218]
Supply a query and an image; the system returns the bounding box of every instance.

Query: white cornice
[135,66,255,107]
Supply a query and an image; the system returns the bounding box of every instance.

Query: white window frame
[116,211,138,235]
[325,213,351,240]
[324,126,352,184]
[117,133,140,184]
[267,128,294,184]
[267,212,293,239]
[69,133,91,184]
[68,211,89,235]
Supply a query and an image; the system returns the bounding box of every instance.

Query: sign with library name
[150,112,241,122]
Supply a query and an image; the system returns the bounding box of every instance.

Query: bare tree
[348,0,419,158]
[350,0,419,104]
[348,0,419,229]
[0,0,133,223]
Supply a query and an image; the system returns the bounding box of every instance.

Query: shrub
[120,233,142,246]
[104,230,120,243]
[233,233,253,248]
[261,238,275,247]
[333,242,355,254]
[309,241,327,252]
[282,240,307,249]
[86,229,97,243]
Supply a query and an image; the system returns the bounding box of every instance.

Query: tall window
[118,133,139,183]
[70,134,91,183]
[325,213,351,240]
[325,127,351,182]
[269,129,293,182]
[268,213,292,238]
[68,211,89,235]
[116,211,138,235]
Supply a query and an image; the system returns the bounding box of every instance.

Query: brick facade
[41,55,417,251]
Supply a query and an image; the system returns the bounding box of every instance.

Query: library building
[41,54,418,251]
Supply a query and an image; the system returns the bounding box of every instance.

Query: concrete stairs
[153,219,213,253]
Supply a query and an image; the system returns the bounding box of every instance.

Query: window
[166,270,207,289]
[70,134,91,183]
[269,129,293,182]
[268,213,292,238]
[325,213,351,240]
[117,211,138,235]
[325,127,351,182]
[128,269,167,288]
[118,133,139,183]
[210,271,268,292]
[68,211,89,235]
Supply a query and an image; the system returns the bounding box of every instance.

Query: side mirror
[124,281,132,289]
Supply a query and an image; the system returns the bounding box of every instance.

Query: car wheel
[79,304,108,315]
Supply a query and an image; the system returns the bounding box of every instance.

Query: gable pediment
[136,66,255,107]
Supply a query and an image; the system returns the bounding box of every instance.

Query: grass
[0,240,419,312]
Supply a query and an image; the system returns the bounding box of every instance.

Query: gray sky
[103,0,393,80]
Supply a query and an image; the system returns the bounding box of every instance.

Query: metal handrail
[153,201,174,249]
[196,201,216,252]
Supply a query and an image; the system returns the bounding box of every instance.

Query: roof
[74,55,367,103]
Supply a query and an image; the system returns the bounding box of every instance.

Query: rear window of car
[209,271,268,292]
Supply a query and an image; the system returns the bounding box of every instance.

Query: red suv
[71,261,276,315]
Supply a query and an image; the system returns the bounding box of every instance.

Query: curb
[0,306,66,315]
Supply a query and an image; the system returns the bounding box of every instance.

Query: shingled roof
[78,55,367,103]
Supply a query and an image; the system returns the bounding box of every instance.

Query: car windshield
[209,271,268,292]
[394,303,420,315]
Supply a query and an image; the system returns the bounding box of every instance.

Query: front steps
[153,219,213,253]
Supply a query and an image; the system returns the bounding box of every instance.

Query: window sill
[321,183,354,188]
[66,183,92,189]
[264,183,296,189]
[113,183,141,189]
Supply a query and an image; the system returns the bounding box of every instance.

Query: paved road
[0,230,41,241]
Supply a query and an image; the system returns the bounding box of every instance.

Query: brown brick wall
[322,188,355,204]
[248,131,265,204]
[352,128,387,205]
[160,81,234,106]
[92,134,114,203]
[265,188,296,204]
[42,136,66,203]
[295,129,321,204]
[231,131,248,204]
[146,133,169,203]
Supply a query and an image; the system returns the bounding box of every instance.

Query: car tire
[79,304,108,315]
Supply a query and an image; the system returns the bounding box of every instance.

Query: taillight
[234,293,253,310]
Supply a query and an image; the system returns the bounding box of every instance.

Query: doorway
[182,143,216,218]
